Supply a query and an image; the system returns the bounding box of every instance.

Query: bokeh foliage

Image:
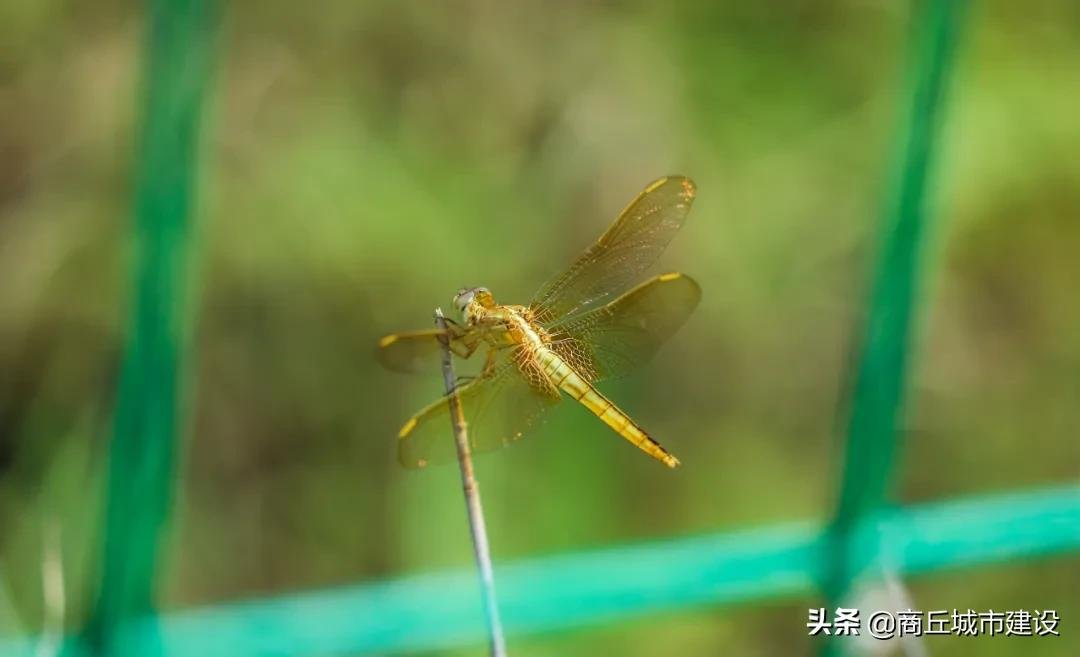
[1,1,1077,655]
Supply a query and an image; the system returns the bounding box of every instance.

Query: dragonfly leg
[480,348,502,377]
[450,376,476,392]
[450,340,478,359]
[446,323,483,359]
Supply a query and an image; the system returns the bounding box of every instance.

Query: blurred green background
[0,0,1077,655]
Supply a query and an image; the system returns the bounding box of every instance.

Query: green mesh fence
[823,3,969,654]
[2,0,1078,655]
[2,486,1077,656]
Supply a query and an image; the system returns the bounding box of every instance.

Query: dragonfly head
[453,286,495,318]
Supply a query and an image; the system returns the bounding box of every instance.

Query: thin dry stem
[434,308,507,657]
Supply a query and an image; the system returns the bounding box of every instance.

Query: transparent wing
[530,176,696,324]
[396,350,561,468]
[547,272,701,382]
[376,326,480,373]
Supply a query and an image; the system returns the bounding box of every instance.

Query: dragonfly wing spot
[378,334,398,348]
[398,416,419,439]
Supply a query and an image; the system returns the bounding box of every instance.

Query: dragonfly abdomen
[536,349,680,469]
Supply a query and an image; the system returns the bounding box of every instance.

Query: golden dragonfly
[377,176,700,469]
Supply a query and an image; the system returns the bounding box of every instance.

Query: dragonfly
[377,175,701,469]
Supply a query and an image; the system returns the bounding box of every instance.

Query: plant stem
[434,309,508,657]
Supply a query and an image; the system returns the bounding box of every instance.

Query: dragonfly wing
[377,329,447,373]
[548,272,701,382]
[397,352,561,468]
[376,326,481,373]
[530,176,696,324]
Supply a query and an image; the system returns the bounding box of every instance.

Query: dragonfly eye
[453,288,475,312]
